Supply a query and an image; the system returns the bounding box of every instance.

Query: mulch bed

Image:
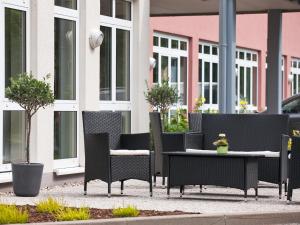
[17,205,192,223]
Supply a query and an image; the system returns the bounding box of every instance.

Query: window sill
[0,172,12,183]
[54,167,84,176]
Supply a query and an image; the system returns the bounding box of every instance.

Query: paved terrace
[1,178,300,214]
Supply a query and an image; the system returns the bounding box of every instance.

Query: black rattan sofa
[82,111,152,197]
[150,112,202,186]
[188,113,289,198]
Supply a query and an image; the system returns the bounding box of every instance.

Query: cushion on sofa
[110,149,150,156]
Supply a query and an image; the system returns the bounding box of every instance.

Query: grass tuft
[56,207,90,221]
[36,197,64,214]
[112,205,140,218]
[0,204,28,224]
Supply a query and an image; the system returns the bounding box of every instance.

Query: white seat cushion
[186,149,279,158]
[110,149,150,156]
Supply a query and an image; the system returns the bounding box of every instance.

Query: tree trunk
[25,113,31,163]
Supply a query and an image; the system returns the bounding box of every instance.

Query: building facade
[150,13,300,112]
[0,0,149,188]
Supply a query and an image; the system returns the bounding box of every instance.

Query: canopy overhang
[150,0,300,17]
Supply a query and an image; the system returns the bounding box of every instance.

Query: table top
[163,151,265,158]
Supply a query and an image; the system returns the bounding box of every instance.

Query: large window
[100,0,132,131]
[153,33,189,110]
[198,42,258,111]
[0,0,28,172]
[291,58,300,96]
[54,1,79,169]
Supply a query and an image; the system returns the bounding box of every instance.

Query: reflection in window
[153,53,159,83]
[5,8,26,89]
[54,112,77,160]
[54,18,76,100]
[3,111,26,164]
[55,0,77,9]
[100,26,112,100]
[116,29,130,101]
[161,56,168,81]
[116,0,131,20]
[100,0,112,16]
[180,57,188,105]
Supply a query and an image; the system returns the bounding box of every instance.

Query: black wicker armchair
[82,111,152,197]
[150,112,203,186]
[287,136,300,202]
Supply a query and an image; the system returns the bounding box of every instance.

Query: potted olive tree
[5,73,54,197]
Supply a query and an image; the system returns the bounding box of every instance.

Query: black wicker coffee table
[164,151,265,200]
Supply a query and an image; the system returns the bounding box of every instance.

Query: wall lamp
[89,29,104,49]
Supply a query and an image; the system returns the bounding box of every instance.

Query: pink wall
[150,13,300,111]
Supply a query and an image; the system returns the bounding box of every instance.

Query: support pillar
[266,10,282,114]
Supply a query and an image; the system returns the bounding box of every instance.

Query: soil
[17,205,193,223]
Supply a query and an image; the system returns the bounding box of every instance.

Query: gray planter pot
[12,163,44,197]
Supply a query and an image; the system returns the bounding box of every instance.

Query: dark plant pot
[12,163,44,197]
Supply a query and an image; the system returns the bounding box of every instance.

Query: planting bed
[17,205,189,223]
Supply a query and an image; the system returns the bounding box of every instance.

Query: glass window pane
[293,74,297,95]
[212,46,218,55]
[204,84,210,104]
[100,26,112,100]
[204,61,210,82]
[212,63,218,82]
[180,41,187,51]
[246,53,251,61]
[239,52,245,59]
[100,0,112,16]
[161,56,168,81]
[252,54,257,62]
[180,57,188,105]
[54,111,77,160]
[115,0,131,20]
[153,53,159,83]
[246,67,251,103]
[171,40,178,49]
[212,84,218,104]
[54,18,76,100]
[298,62,300,69]
[160,38,168,48]
[198,59,202,82]
[252,67,258,106]
[55,0,77,9]
[240,67,245,98]
[293,61,297,68]
[5,8,26,89]
[171,57,178,83]
[204,45,210,54]
[3,111,26,164]
[116,29,130,101]
[199,44,202,53]
[119,111,131,134]
[153,36,159,46]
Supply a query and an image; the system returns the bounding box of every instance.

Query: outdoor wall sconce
[149,57,156,70]
[89,29,104,49]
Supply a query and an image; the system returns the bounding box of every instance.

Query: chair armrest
[280,134,289,182]
[120,133,150,150]
[185,132,204,150]
[162,133,185,152]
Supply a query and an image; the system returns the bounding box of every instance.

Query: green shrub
[0,204,28,224]
[164,108,188,132]
[56,207,90,221]
[112,205,140,218]
[36,197,64,214]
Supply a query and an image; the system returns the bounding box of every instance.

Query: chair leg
[108,182,111,198]
[284,181,288,196]
[287,183,293,202]
[279,183,282,199]
[255,188,258,201]
[200,185,203,193]
[180,186,184,198]
[162,176,166,187]
[244,190,247,202]
[150,175,153,197]
[121,181,124,195]
[84,181,87,195]
[153,174,157,187]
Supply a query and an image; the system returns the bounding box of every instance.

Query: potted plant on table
[213,133,229,155]
[5,73,54,197]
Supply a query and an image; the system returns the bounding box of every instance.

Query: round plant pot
[12,163,44,197]
[217,146,228,155]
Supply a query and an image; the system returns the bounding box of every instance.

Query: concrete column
[225,0,236,113]
[266,10,282,114]
[30,0,54,172]
[218,0,227,113]
[131,0,150,133]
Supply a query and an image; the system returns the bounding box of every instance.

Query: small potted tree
[5,73,54,197]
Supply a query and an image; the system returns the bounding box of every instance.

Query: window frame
[291,58,300,96]
[53,3,80,169]
[0,0,30,172]
[99,0,133,130]
[153,32,189,112]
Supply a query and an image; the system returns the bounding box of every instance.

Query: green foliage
[164,109,188,132]
[36,197,64,214]
[112,205,140,218]
[0,204,28,224]
[193,96,206,112]
[145,80,178,117]
[56,207,90,221]
[5,72,54,163]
